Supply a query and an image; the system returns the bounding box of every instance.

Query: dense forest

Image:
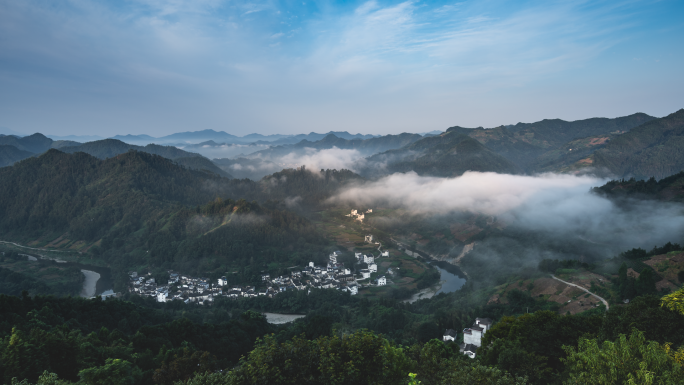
[2,281,684,384]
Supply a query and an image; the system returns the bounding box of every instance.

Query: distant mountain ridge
[107,130,379,145]
[59,139,233,178]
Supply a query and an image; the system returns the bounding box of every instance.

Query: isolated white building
[365,235,374,243]
[360,269,371,279]
[443,329,457,342]
[381,251,389,257]
[461,318,493,358]
[378,276,386,286]
[218,276,228,287]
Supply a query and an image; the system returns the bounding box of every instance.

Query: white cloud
[330,171,684,250]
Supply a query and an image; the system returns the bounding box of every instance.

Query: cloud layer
[331,171,684,251]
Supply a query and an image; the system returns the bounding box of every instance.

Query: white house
[463,326,484,347]
[218,276,228,286]
[360,269,371,279]
[443,329,457,342]
[366,209,373,213]
[329,252,338,264]
[378,276,386,286]
[364,254,374,264]
[156,291,168,303]
[381,251,389,257]
[349,285,358,295]
[368,263,378,273]
[461,317,492,358]
[365,235,374,243]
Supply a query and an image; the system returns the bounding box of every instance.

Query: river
[22,253,114,297]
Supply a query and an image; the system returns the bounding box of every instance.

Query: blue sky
[0,0,682,136]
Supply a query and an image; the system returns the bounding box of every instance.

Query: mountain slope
[592,109,684,179]
[592,171,684,202]
[174,156,233,178]
[360,132,520,178]
[0,145,35,168]
[445,113,655,171]
[0,133,53,153]
[59,139,200,160]
[0,150,324,280]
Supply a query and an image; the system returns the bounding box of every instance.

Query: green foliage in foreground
[563,329,684,385]
[177,331,527,385]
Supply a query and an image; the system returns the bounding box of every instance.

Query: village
[127,234,392,305]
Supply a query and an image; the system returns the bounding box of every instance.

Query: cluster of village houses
[443,317,492,358]
[128,241,391,305]
[345,208,372,222]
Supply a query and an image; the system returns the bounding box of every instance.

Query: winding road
[551,274,610,311]
[0,240,72,253]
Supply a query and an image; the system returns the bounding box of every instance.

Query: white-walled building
[460,317,493,358]
[365,235,374,243]
[360,269,371,279]
[218,276,228,286]
[378,276,386,286]
[368,263,378,273]
[381,251,389,257]
[364,254,374,264]
[443,329,457,342]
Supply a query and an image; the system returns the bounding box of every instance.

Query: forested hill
[592,171,684,202]
[0,145,34,168]
[59,139,233,178]
[0,150,342,288]
[359,133,520,178]
[257,166,365,203]
[593,109,684,179]
[442,113,655,172]
[0,149,250,239]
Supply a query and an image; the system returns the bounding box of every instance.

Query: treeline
[592,171,684,202]
[0,294,276,385]
[11,295,684,385]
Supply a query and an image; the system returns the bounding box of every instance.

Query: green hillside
[593,171,684,202]
[0,150,345,289]
[0,133,53,153]
[593,109,684,179]
[444,113,654,172]
[174,156,233,178]
[0,145,34,167]
[59,139,199,160]
[361,133,520,177]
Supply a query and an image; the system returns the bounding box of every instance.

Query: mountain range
[3,109,684,181]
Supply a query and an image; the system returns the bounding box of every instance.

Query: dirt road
[551,275,609,311]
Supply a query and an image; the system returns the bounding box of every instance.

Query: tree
[562,329,684,385]
[78,359,142,385]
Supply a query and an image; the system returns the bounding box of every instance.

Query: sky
[0,0,682,137]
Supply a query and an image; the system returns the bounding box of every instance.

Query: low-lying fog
[330,171,684,255]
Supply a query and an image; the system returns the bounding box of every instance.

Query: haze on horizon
[1,0,683,137]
